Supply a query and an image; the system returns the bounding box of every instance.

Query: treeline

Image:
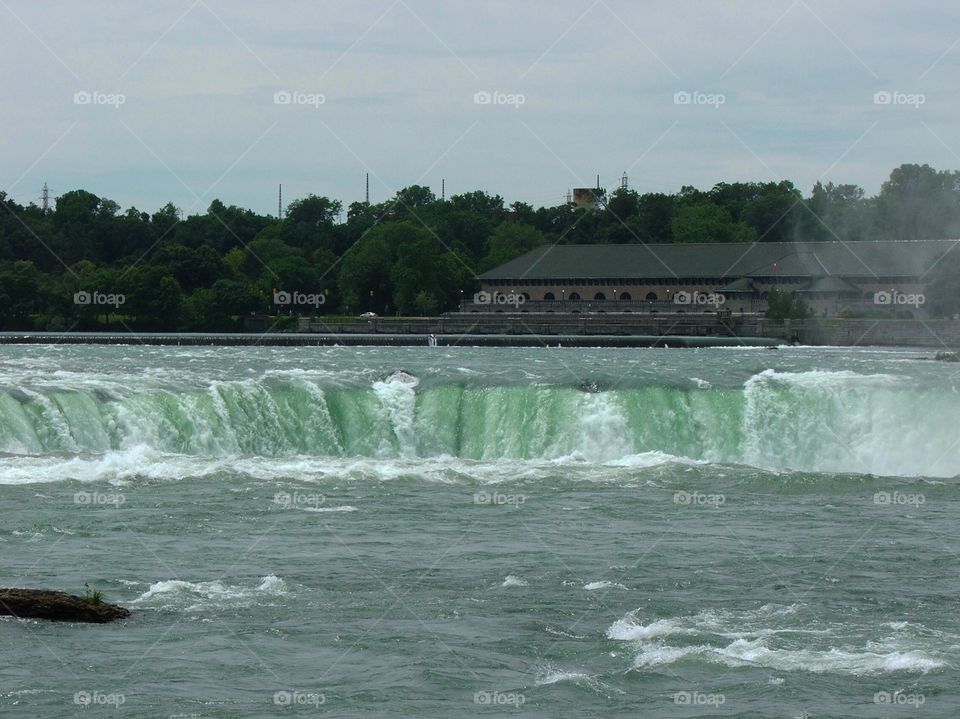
[1,162,960,330]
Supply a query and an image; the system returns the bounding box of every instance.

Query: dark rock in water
[0,588,130,623]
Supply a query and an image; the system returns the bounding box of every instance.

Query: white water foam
[608,606,946,675]
[631,639,944,674]
[0,449,696,486]
[133,575,287,611]
[501,575,527,587]
[583,580,628,591]
[741,369,960,477]
[372,372,420,458]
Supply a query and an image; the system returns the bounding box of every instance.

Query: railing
[457,298,768,314]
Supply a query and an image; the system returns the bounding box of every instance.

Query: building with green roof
[470,240,956,316]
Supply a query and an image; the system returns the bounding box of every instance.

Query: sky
[1,0,959,217]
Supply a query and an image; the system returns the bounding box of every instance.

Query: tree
[802,182,869,242]
[875,164,960,241]
[391,228,464,315]
[740,181,802,242]
[765,288,811,320]
[337,226,395,312]
[481,222,544,271]
[286,195,341,227]
[672,203,755,244]
[636,193,676,243]
[122,266,183,330]
[606,187,639,220]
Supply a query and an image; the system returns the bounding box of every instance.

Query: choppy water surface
[1,345,959,717]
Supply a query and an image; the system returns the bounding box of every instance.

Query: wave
[583,580,628,591]
[132,575,287,611]
[501,575,528,587]
[608,605,948,675]
[0,369,957,478]
[629,639,944,675]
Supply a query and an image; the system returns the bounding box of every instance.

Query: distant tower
[596,174,600,190]
[621,172,628,190]
[365,173,370,205]
[441,178,445,202]
[566,190,572,204]
[278,184,283,219]
[41,183,50,213]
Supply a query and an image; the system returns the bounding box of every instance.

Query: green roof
[715,277,758,293]
[478,241,959,281]
[798,276,861,294]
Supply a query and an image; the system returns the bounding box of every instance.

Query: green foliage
[1,164,957,330]
[672,203,756,244]
[765,288,812,320]
[84,583,104,606]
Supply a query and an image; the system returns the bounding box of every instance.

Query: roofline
[478,240,960,280]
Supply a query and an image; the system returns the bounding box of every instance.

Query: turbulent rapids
[0,367,957,478]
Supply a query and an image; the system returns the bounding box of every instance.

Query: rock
[0,588,130,623]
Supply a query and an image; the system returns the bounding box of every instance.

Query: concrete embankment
[0,332,779,347]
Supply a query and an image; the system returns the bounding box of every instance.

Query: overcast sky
[1,1,958,217]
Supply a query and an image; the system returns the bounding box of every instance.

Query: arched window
[646,292,658,301]
[594,292,606,300]
[521,292,530,300]
[543,292,555,300]
[569,292,581,300]
[619,292,632,300]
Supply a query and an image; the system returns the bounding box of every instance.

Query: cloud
[1,0,959,214]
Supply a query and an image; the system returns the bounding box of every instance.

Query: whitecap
[584,580,627,591]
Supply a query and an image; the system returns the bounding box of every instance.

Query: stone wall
[795,319,960,348]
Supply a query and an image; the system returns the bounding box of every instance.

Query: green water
[1,345,958,717]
